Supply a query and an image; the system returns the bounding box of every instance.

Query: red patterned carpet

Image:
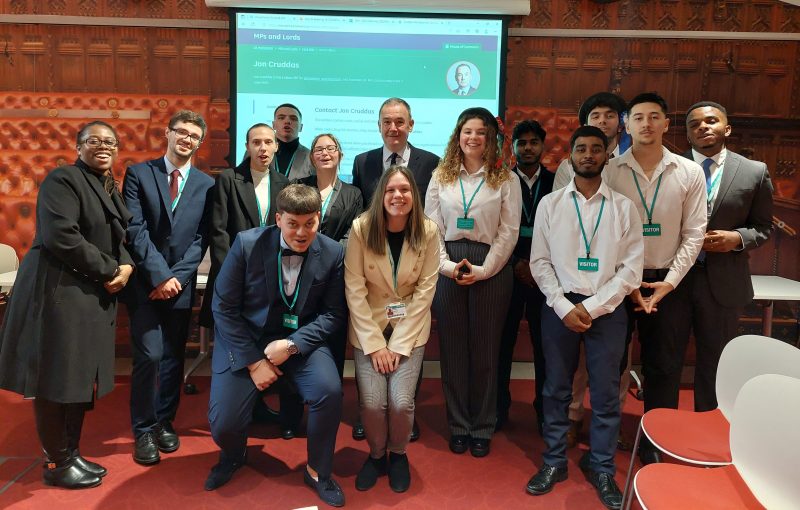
[0,377,670,509]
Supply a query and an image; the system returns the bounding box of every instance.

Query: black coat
[296,175,363,243]
[0,161,133,402]
[199,162,289,326]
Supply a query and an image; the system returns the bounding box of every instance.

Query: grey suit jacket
[686,149,774,307]
[269,143,315,180]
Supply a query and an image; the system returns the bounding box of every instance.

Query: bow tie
[282,248,308,258]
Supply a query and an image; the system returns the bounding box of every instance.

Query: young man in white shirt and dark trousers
[527,125,643,510]
[603,93,706,466]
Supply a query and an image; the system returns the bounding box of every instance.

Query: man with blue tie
[123,110,215,465]
[204,184,347,507]
[684,101,774,412]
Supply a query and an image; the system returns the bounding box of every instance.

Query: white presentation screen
[232,10,507,181]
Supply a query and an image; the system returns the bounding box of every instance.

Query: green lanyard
[254,176,272,227]
[171,169,189,211]
[571,191,606,258]
[631,170,662,225]
[320,180,337,220]
[459,175,485,218]
[275,151,296,177]
[706,168,723,205]
[277,249,302,312]
[520,172,542,224]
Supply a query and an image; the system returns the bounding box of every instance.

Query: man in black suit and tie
[123,110,215,465]
[204,184,347,507]
[684,101,774,412]
[451,63,478,96]
[496,120,555,432]
[352,97,440,208]
[269,104,315,180]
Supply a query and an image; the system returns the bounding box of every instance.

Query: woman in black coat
[0,121,134,489]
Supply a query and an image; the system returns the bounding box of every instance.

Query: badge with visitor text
[385,302,407,320]
[643,223,662,237]
[282,313,299,330]
[519,226,533,238]
[577,257,600,272]
[456,217,475,230]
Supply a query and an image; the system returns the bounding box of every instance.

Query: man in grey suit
[684,100,774,412]
[269,104,315,180]
[352,97,440,208]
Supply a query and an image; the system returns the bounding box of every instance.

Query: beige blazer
[345,215,441,356]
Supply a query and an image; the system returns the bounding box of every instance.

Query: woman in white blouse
[425,107,522,458]
[345,166,440,493]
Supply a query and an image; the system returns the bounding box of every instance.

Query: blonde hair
[359,166,427,256]
[435,107,510,189]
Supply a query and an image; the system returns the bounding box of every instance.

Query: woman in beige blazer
[345,165,440,494]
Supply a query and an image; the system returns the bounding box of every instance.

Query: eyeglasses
[169,127,202,144]
[312,145,339,155]
[82,137,119,149]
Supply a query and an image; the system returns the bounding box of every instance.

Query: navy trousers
[541,294,627,474]
[208,345,342,479]
[129,304,191,437]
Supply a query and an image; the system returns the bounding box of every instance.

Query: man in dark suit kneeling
[205,184,347,507]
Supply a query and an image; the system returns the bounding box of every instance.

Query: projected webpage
[234,11,504,181]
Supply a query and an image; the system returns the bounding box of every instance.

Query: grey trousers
[354,346,425,457]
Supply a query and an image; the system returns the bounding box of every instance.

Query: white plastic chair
[0,243,19,273]
[633,373,800,509]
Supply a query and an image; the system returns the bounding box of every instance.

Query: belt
[642,268,669,280]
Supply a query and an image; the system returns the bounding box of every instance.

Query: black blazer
[200,161,290,326]
[511,165,555,266]
[296,175,363,243]
[210,226,346,373]
[351,143,440,209]
[683,149,774,306]
[0,161,133,402]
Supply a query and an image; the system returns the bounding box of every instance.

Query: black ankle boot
[42,459,102,489]
[70,450,107,477]
[65,404,107,477]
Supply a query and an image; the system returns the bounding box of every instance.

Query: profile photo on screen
[448,61,480,96]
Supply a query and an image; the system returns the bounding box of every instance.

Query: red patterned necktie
[169,169,180,201]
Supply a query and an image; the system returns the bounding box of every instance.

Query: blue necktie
[702,158,714,194]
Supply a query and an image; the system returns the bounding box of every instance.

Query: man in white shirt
[526,125,643,510]
[603,92,707,465]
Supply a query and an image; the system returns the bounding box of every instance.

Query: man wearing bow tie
[205,184,347,507]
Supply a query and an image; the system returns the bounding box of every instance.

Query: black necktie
[282,248,307,258]
[390,153,399,166]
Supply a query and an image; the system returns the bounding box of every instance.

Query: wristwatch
[286,339,299,356]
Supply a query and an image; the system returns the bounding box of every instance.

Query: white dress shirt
[603,147,706,288]
[425,165,522,280]
[164,156,191,207]
[251,168,271,226]
[279,236,304,296]
[382,144,412,171]
[530,179,643,320]
[690,147,727,212]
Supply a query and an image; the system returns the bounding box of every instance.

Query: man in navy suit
[352,97,440,208]
[123,110,214,466]
[204,184,347,507]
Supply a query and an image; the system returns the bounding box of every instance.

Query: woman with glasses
[0,121,135,489]
[345,166,439,493]
[425,107,521,458]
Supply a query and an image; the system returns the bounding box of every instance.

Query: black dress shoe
[42,460,102,489]
[470,438,491,458]
[583,469,623,510]
[281,427,296,440]
[526,464,568,495]
[448,434,469,454]
[388,452,410,493]
[303,471,345,507]
[156,422,180,453]
[71,451,107,477]
[204,457,245,491]
[355,455,386,491]
[352,421,366,441]
[133,432,160,465]
[409,420,420,442]
[638,448,662,466]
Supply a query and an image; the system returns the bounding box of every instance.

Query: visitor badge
[282,313,299,330]
[456,217,475,230]
[386,302,407,320]
[643,223,662,237]
[577,257,599,272]
[519,226,533,238]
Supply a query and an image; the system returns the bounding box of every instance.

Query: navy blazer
[351,143,440,209]
[211,226,346,373]
[123,157,214,309]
